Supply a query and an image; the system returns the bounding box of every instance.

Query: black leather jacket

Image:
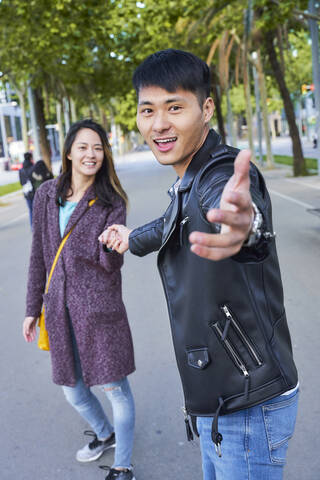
[129,130,298,448]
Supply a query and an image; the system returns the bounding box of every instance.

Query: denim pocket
[262,390,299,464]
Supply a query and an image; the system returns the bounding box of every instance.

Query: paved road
[0,135,319,187]
[0,154,319,479]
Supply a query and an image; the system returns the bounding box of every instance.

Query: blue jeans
[62,327,135,469]
[197,389,299,480]
[25,197,33,228]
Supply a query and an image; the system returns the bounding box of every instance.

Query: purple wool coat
[26,178,135,387]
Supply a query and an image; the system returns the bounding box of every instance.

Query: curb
[0,189,22,201]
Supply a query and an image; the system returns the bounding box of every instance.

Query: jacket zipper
[179,216,189,245]
[221,305,262,367]
[212,322,249,378]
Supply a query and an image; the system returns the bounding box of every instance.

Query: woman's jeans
[197,389,299,480]
[61,328,135,469]
[25,197,33,228]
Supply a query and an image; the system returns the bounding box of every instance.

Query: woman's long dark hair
[56,119,128,207]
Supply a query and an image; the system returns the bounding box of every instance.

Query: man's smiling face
[136,86,214,178]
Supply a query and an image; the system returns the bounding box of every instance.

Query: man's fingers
[218,190,252,213]
[206,208,252,231]
[190,243,240,261]
[189,230,244,248]
[232,149,251,191]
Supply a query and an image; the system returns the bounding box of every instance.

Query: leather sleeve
[129,217,164,257]
[198,161,271,262]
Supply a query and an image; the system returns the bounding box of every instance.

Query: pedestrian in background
[19,152,35,227]
[22,119,136,480]
[101,49,298,480]
[31,159,54,190]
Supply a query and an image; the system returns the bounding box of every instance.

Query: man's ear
[203,97,215,123]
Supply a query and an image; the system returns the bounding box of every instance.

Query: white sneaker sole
[76,442,116,463]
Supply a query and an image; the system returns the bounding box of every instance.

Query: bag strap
[45,197,97,294]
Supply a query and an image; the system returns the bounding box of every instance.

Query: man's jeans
[197,389,299,480]
[62,325,135,469]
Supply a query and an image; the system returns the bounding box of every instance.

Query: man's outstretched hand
[189,149,254,261]
[99,225,132,254]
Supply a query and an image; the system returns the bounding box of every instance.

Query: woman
[23,119,136,480]
[19,151,35,227]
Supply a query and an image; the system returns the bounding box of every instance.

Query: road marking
[286,179,320,191]
[0,212,27,228]
[269,189,314,209]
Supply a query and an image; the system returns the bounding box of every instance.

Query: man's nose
[152,111,170,132]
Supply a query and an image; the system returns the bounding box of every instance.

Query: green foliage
[113,90,138,132]
[221,85,255,117]
[0,0,314,142]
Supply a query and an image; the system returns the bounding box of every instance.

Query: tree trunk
[256,49,274,168]
[70,98,77,124]
[242,48,256,162]
[56,100,64,161]
[211,66,226,143]
[16,88,28,151]
[226,87,237,146]
[34,87,52,170]
[265,31,306,176]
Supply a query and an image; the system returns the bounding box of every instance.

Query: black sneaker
[76,430,116,462]
[99,465,136,480]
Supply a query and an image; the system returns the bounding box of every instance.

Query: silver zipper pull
[181,406,193,441]
[222,305,232,318]
[180,216,189,226]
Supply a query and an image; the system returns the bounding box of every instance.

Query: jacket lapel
[161,129,221,247]
[47,181,63,252]
[161,190,180,246]
[62,185,96,237]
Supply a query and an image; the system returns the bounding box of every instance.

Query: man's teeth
[156,138,177,143]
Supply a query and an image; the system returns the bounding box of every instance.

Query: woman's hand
[99,225,132,254]
[23,316,37,343]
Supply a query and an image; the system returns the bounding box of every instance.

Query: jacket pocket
[220,304,263,367]
[210,322,250,378]
[186,347,210,370]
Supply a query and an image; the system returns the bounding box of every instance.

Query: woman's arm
[98,198,127,273]
[25,189,47,317]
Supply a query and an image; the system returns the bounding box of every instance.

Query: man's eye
[169,105,181,111]
[141,108,153,114]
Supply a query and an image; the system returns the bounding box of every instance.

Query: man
[100,49,298,479]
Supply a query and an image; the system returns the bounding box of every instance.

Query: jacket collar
[178,129,221,192]
[47,177,96,201]
[47,177,97,239]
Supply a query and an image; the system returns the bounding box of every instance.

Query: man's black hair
[132,49,211,106]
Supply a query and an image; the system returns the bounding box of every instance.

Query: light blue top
[59,200,78,237]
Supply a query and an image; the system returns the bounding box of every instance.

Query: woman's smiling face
[67,128,104,179]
